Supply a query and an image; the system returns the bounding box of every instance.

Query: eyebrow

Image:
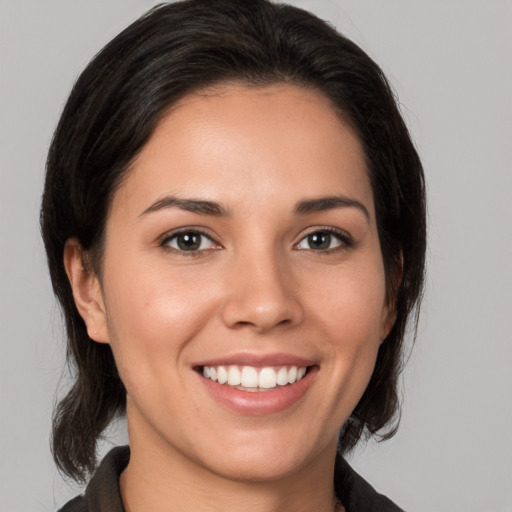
[139,194,369,220]
[139,196,228,217]
[294,196,370,220]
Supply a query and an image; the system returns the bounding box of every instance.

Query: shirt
[58,446,404,512]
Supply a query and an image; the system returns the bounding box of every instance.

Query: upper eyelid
[159,226,217,242]
[156,225,352,248]
[296,226,352,241]
[294,226,354,251]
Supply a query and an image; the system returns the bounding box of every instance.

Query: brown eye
[296,229,350,251]
[306,232,332,250]
[163,231,217,252]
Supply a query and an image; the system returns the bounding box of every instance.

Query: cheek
[306,257,388,391]
[101,262,218,383]
[310,261,388,340]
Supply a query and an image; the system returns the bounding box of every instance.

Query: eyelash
[160,228,220,254]
[294,227,353,253]
[159,227,353,254]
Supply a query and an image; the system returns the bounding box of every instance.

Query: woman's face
[84,83,394,482]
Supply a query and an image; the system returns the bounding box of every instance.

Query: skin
[65,83,395,512]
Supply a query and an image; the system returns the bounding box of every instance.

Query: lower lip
[198,367,317,416]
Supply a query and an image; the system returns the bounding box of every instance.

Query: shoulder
[57,495,87,512]
[57,446,130,512]
[334,454,405,512]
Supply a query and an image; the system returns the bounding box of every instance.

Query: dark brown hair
[41,0,426,482]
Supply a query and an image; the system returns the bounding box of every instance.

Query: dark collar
[85,446,129,511]
[334,454,405,511]
[60,445,404,512]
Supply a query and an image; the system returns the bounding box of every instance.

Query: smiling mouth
[198,365,309,391]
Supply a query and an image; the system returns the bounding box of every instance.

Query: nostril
[231,320,256,330]
[220,282,304,332]
[231,316,294,331]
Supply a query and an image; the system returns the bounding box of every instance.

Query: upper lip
[192,352,316,368]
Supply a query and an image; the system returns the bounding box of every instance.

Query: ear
[380,303,397,343]
[63,238,110,344]
[380,251,404,342]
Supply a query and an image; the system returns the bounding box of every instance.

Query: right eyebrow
[139,196,229,218]
[294,195,370,221]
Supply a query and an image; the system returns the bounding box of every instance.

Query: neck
[121,411,341,512]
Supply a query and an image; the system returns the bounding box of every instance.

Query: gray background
[1,0,511,510]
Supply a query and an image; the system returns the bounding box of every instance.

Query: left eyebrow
[139,196,229,217]
[294,196,370,221]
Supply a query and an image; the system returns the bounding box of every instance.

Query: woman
[41,0,426,510]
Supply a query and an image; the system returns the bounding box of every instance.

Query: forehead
[113,83,373,219]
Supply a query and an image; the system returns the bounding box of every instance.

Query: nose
[220,248,304,333]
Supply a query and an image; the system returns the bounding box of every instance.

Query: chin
[193,431,333,484]
[203,452,307,484]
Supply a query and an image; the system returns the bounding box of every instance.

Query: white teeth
[241,366,259,388]
[227,366,241,386]
[217,366,228,384]
[277,367,288,386]
[259,367,277,389]
[202,364,308,390]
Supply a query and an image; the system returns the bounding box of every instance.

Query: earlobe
[380,305,397,343]
[63,238,110,344]
[380,251,403,342]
